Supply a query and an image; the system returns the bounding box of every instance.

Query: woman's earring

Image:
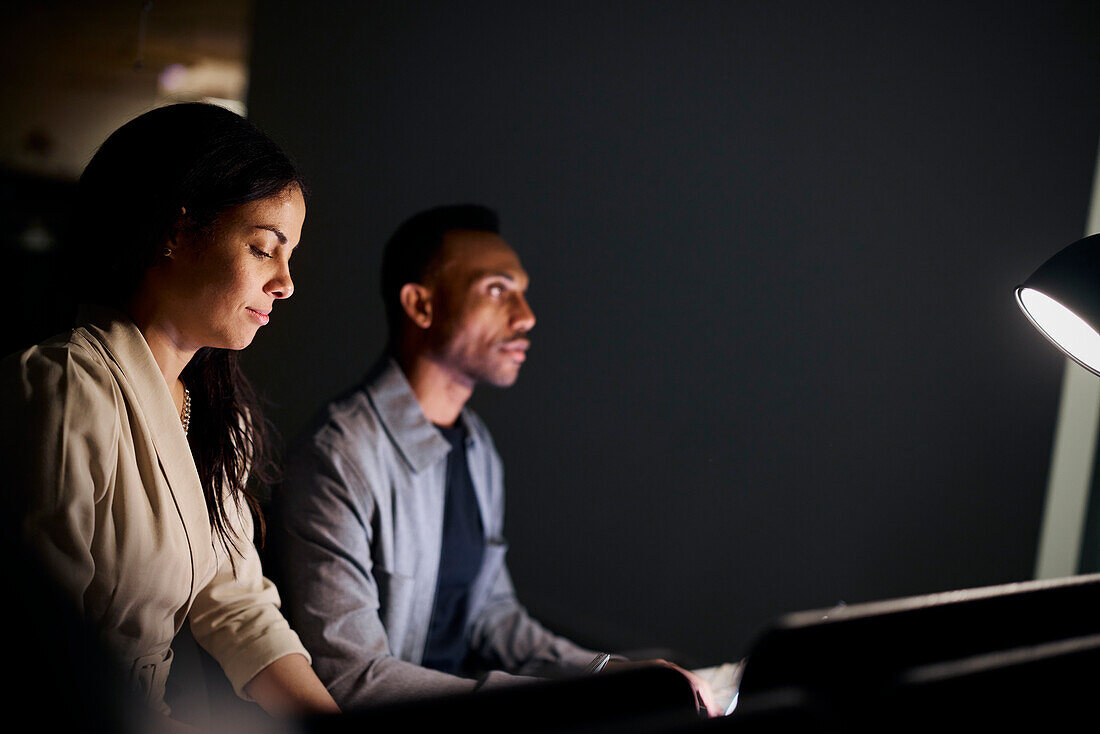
[163,247,172,257]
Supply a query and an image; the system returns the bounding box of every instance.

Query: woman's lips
[246,307,270,325]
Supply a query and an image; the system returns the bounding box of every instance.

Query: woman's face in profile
[161,185,306,352]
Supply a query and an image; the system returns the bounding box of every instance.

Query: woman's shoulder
[1,326,120,411]
[0,327,124,493]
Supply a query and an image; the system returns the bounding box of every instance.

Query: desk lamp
[1016,232,1100,376]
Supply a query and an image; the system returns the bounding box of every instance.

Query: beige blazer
[0,306,309,713]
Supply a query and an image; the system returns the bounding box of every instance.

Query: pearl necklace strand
[181,385,191,437]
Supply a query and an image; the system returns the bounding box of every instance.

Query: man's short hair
[380,203,500,340]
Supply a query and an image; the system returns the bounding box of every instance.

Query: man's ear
[399,283,433,329]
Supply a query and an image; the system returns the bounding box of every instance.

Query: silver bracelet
[585,652,612,674]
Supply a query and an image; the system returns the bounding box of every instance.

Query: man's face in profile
[423,229,536,388]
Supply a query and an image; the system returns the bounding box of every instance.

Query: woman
[0,103,339,721]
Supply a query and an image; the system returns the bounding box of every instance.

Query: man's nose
[512,294,535,332]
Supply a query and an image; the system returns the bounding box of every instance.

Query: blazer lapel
[79,306,207,603]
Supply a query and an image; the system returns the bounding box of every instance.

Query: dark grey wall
[244,0,1100,665]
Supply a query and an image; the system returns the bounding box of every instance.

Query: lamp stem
[1034,133,1100,579]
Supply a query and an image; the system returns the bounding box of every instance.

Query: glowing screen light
[1018,287,1100,375]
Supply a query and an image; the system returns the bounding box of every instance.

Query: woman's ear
[399,283,433,330]
[164,206,190,255]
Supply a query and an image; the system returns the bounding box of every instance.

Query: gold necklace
[181,385,191,436]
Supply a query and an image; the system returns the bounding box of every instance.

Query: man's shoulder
[277,379,400,511]
[294,379,390,457]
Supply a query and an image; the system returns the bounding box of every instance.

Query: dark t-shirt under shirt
[422,420,486,675]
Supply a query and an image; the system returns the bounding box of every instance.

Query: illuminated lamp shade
[1016,233,1100,377]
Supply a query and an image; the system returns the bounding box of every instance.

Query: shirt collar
[364,356,468,474]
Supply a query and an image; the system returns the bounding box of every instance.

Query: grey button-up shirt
[271,357,599,708]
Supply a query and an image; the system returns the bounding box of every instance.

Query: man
[271,204,717,712]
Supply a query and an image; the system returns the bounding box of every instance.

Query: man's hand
[603,659,721,717]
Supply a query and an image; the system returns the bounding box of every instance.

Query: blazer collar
[75,304,203,497]
[364,356,471,474]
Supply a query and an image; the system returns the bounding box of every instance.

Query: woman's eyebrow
[254,225,287,244]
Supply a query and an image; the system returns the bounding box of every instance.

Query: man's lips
[499,338,530,362]
[246,307,271,325]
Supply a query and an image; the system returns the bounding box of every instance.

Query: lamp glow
[1017,287,1100,375]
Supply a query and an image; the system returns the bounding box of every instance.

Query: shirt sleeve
[467,555,603,677]
[187,478,312,700]
[271,437,497,708]
[463,427,603,678]
[1,342,117,610]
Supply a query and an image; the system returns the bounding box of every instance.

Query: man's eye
[488,283,505,296]
[250,245,273,259]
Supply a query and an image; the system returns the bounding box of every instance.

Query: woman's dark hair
[72,102,306,558]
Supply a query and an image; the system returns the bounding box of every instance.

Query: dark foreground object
[300,665,703,734]
[724,572,1100,729]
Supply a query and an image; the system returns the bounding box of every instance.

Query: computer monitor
[729,573,1100,726]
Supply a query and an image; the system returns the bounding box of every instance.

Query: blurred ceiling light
[156,58,247,102]
[158,63,188,92]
